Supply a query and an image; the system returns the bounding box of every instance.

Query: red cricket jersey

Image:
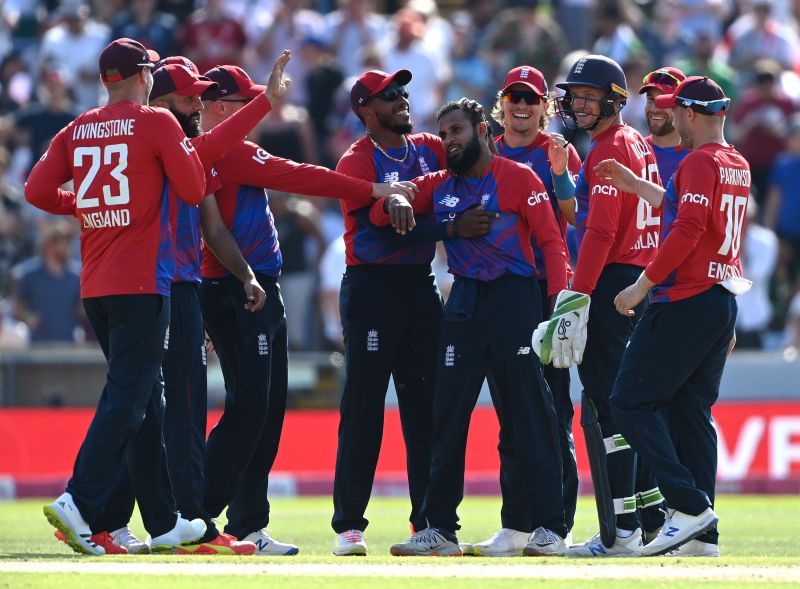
[337,133,445,266]
[647,143,751,303]
[572,124,662,295]
[201,141,374,279]
[25,100,205,298]
[370,156,568,293]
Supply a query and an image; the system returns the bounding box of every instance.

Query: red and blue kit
[371,156,567,294]
[572,124,661,294]
[338,133,444,266]
[169,94,271,284]
[647,144,750,303]
[201,141,374,279]
[25,100,205,297]
[495,133,581,280]
[646,136,689,239]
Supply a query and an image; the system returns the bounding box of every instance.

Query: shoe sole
[390,547,462,557]
[43,505,103,556]
[474,548,523,557]
[565,550,641,558]
[255,547,300,556]
[522,548,565,557]
[333,548,367,556]
[642,515,719,557]
[150,530,206,554]
[177,544,257,556]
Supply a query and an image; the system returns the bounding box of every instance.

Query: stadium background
[0,0,799,499]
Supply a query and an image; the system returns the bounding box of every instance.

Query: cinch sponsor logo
[527,191,549,206]
[681,192,709,206]
[591,184,618,197]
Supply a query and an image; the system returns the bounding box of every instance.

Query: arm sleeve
[355,207,448,245]
[571,153,623,295]
[152,110,206,205]
[645,155,715,284]
[225,142,374,201]
[24,128,77,216]
[192,94,271,168]
[520,171,568,294]
[368,174,436,226]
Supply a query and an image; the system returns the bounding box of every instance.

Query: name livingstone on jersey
[72,118,136,140]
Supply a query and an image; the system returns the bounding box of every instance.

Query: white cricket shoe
[390,527,462,557]
[523,527,567,556]
[459,542,476,556]
[146,516,207,552]
[333,529,367,556]
[642,508,718,557]
[643,527,662,545]
[243,528,299,556]
[665,539,720,557]
[566,528,643,558]
[43,492,104,555]
[474,528,529,557]
[111,526,150,554]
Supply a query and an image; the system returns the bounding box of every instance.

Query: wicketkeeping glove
[532,289,591,369]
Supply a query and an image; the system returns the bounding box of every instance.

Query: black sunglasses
[372,85,409,102]
[502,90,542,105]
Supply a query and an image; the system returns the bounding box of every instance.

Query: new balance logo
[445,345,455,367]
[257,333,269,356]
[589,544,607,556]
[439,195,460,208]
[367,329,379,352]
[254,538,270,551]
[384,171,400,183]
[517,347,531,355]
[665,526,679,537]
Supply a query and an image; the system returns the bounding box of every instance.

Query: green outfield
[1,495,799,588]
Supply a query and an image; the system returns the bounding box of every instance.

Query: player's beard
[171,108,202,138]
[446,129,482,175]
[647,115,675,137]
[376,110,413,135]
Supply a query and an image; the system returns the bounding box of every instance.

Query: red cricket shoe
[176,533,256,555]
[55,529,128,554]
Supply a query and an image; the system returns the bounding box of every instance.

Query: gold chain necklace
[368,134,409,163]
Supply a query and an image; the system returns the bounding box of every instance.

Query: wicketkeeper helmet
[555,55,628,130]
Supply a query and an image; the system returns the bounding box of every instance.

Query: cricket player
[467,65,581,557]
[78,53,294,556]
[602,76,746,557]
[28,37,207,555]
[197,64,416,556]
[553,55,661,558]
[379,99,570,557]
[629,65,690,544]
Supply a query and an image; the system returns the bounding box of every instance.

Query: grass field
[1,495,799,588]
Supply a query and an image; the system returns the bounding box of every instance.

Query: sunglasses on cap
[502,90,542,105]
[642,70,682,87]
[372,85,409,102]
[677,96,730,113]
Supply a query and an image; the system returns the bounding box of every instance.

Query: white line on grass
[1,561,798,581]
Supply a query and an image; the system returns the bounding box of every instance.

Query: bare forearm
[203,228,255,283]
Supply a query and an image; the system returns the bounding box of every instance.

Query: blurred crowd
[2,0,800,353]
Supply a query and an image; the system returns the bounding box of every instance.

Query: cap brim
[137,49,160,67]
[239,83,266,98]
[370,69,412,97]
[175,79,219,97]
[653,93,677,108]
[639,83,676,96]
[501,81,546,96]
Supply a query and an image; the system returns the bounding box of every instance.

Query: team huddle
[25,36,750,559]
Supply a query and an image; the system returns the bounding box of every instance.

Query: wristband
[551,168,576,201]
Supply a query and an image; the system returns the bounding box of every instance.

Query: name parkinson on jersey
[72,119,135,140]
[82,208,130,228]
